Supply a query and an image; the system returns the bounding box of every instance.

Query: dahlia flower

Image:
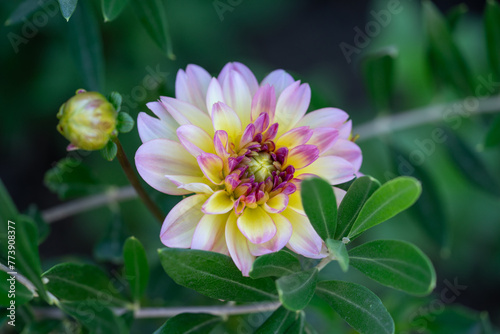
[135,62,362,276]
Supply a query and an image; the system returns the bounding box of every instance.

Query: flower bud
[57,89,117,151]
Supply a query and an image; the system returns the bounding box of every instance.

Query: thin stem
[41,94,500,223]
[112,137,164,223]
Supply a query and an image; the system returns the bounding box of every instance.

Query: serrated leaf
[326,239,349,273]
[349,240,436,295]
[423,0,474,96]
[68,1,105,91]
[389,145,448,248]
[276,268,318,311]
[484,114,500,148]
[42,262,129,306]
[300,177,337,241]
[255,306,298,334]
[101,140,117,161]
[485,0,500,81]
[130,0,175,59]
[0,270,33,307]
[316,280,394,334]
[5,0,43,26]
[117,112,134,133]
[102,0,129,22]
[123,237,149,303]
[335,176,380,240]
[94,211,127,264]
[44,158,106,200]
[250,250,301,279]
[58,0,78,21]
[154,313,221,334]
[446,4,468,31]
[60,300,128,334]
[348,177,421,239]
[158,248,278,302]
[362,47,397,114]
[445,128,500,196]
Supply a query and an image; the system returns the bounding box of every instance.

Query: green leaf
[0,270,33,307]
[444,129,500,196]
[154,313,221,334]
[326,239,349,273]
[348,177,421,239]
[123,237,149,303]
[335,176,380,240]
[316,280,394,334]
[25,205,51,244]
[58,0,78,21]
[101,140,118,161]
[285,311,305,334]
[44,158,106,200]
[102,0,130,22]
[0,179,18,261]
[389,145,448,248]
[446,4,468,31]
[22,319,65,334]
[68,1,105,91]
[42,262,128,306]
[250,250,301,279]
[158,248,277,302]
[485,0,500,81]
[362,47,397,114]
[59,300,128,334]
[255,306,298,334]
[108,91,122,112]
[349,240,436,295]
[12,215,48,301]
[484,113,500,148]
[94,210,127,263]
[300,177,337,241]
[130,0,175,59]
[5,0,42,25]
[276,268,318,311]
[423,0,474,96]
[116,112,135,133]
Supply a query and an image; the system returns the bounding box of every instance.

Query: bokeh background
[1,0,500,332]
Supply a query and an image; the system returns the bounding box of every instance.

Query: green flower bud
[57,89,117,151]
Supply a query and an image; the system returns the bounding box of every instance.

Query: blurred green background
[1,0,500,332]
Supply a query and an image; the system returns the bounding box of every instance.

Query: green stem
[112,137,164,223]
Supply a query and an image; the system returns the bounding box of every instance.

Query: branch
[41,94,500,223]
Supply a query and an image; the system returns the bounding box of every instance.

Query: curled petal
[339,120,352,139]
[286,145,319,169]
[275,81,311,137]
[214,130,230,158]
[191,213,229,251]
[248,213,293,256]
[253,112,270,134]
[197,153,224,184]
[135,139,201,195]
[206,78,225,117]
[276,126,313,150]
[251,85,276,122]
[222,70,252,126]
[177,124,215,157]
[296,107,349,129]
[237,206,276,244]
[282,208,325,258]
[175,64,212,112]
[160,194,209,248]
[202,190,234,214]
[161,97,214,135]
[226,212,254,276]
[219,62,259,95]
[308,127,339,154]
[137,112,177,143]
[296,156,355,185]
[240,123,256,148]
[263,193,289,214]
[334,187,347,207]
[261,69,295,99]
[212,102,242,142]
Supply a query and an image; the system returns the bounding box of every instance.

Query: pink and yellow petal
[248,213,293,256]
[285,145,319,170]
[251,85,276,123]
[202,190,234,214]
[226,212,254,276]
[237,206,276,244]
[323,139,362,171]
[281,208,325,259]
[219,62,259,95]
[211,102,242,142]
[308,127,339,155]
[161,97,214,135]
[177,124,215,157]
[263,193,289,214]
[274,81,311,137]
[221,70,252,126]
[137,112,178,143]
[275,126,313,150]
[261,69,295,99]
[175,64,212,112]
[295,156,355,185]
[296,107,349,129]
[191,213,229,251]
[206,78,226,117]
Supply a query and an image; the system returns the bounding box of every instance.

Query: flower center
[246,152,277,182]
